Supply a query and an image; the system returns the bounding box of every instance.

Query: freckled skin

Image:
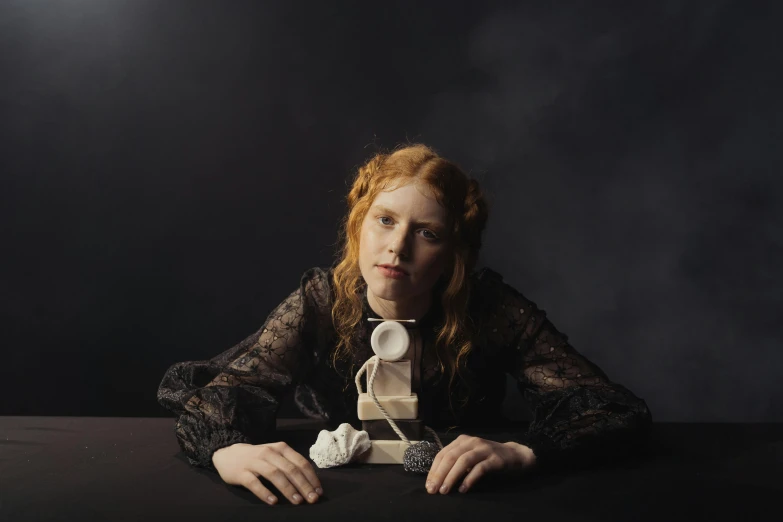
[358,181,452,322]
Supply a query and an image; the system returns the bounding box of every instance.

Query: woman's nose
[389,235,410,256]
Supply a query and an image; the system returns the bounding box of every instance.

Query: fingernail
[459,484,467,493]
[308,492,317,501]
[293,494,302,503]
[267,495,277,504]
[440,485,448,494]
[316,487,323,495]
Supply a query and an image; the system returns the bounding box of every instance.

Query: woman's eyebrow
[371,205,444,229]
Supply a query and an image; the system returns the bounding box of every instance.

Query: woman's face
[358,181,451,306]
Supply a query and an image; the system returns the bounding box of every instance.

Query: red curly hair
[329,142,490,414]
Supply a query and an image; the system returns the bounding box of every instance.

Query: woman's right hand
[211,442,324,505]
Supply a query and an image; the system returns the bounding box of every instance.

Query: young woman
[157,143,653,506]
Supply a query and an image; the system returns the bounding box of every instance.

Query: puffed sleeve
[156,267,331,472]
[478,268,653,473]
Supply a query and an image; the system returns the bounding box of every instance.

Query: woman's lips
[377,265,408,279]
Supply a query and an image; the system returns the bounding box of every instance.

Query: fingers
[277,443,324,498]
[426,436,502,495]
[241,472,279,506]
[250,444,321,505]
[459,457,499,494]
[441,449,483,493]
[426,435,473,494]
[432,448,486,494]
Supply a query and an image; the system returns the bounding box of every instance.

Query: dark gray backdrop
[1,0,780,422]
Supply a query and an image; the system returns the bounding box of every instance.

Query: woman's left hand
[425,435,535,495]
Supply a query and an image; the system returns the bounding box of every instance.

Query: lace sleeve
[156,267,330,472]
[479,268,653,472]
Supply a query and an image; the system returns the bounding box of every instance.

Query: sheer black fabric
[157,266,653,473]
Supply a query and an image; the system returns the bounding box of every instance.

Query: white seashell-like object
[309,423,372,468]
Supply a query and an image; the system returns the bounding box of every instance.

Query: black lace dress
[157,265,653,473]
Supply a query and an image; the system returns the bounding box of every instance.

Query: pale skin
[212,442,322,505]
[209,181,536,505]
[359,180,537,495]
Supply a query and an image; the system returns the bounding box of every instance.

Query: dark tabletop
[1,416,781,522]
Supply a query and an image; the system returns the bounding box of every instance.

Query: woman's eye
[378,217,438,240]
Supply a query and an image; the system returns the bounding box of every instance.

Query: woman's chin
[369,281,412,300]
